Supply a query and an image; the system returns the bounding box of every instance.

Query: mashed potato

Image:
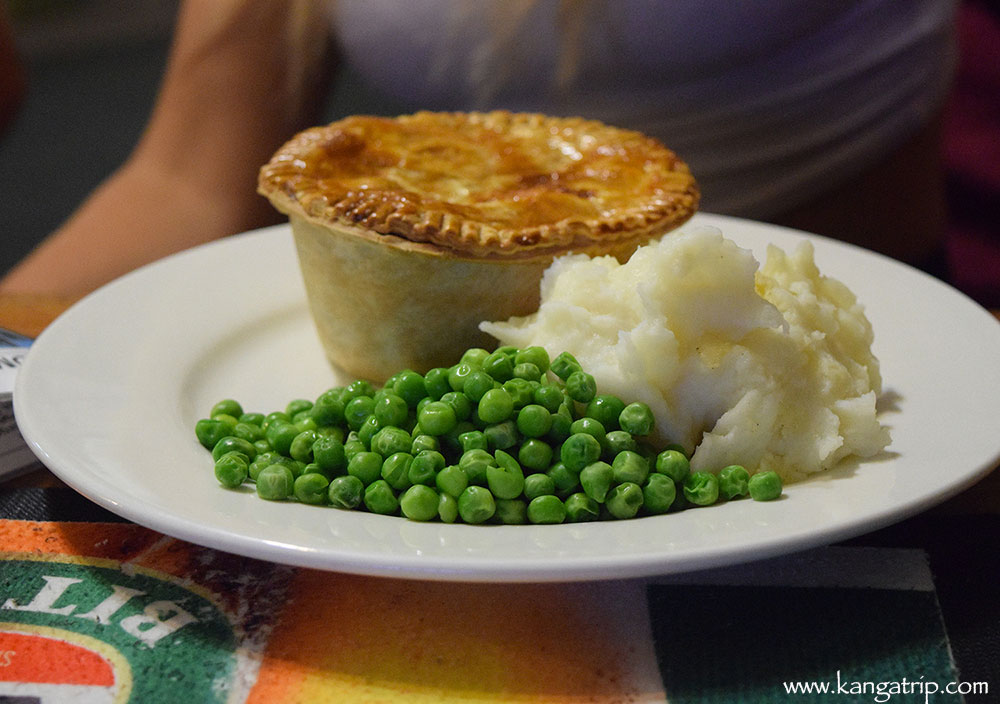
[480,226,890,482]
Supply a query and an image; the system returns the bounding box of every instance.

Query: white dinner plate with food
[14,213,1000,582]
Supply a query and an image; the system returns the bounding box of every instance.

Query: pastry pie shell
[259,111,700,382]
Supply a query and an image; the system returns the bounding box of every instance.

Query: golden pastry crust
[258,111,699,258]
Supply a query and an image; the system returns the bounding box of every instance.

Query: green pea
[683,471,720,506]
[381,452,414,491]
[748,471,783,501]
[283,398,310,417]
[371,426,413,458]
[565,370,597,403]
[256,464,295,500]
[440,391,472,422]
[328,475,364,509]
[438,492,459,523]
[347,451,383,486]
[518,438,553,473]
[604,430,637,459]
[606,482,644,519]
[357,415,382,447]
[642,473,676,514]
[289,429,317,463]
[293,473,330,504]
[478,388,514,424]
[655,449,690,483]
[372,393,407,427]
[364,479,399,515]
[482,350,514,382]
[316,425,346,441]
[212,436,257,463]
[564,493,600,522]
[580,461,614,503]
[718,465,751,500]
[410,433,440,455]
[494,498,528,524]
[447,363,478,393]
[414,401,455,439]
[344,433,366,461]
[253,439,271,455]
[462,371,496,403]
[516,404,552,438]
[533,383,565,413]
[512,362,541,382]
[344,379,375,401]
[546,462,581,497]
[211,399,244,419]
[549,351,582,380]
[233,421,264,444]
[423,367,452,400]
[239,412,265,426]
[570,417,607,448]
[389,370,424,407]
[515,346,550,373]
[502,378,534,409]
[460,347,490,368]
[619,402,655,436]
[527,495,566,524]
[214,451,248,488]
[584,395,625,431]
[312,435,347,476]
[262,411,291,430]
[400,484,439,521]
[344,396,375,431]
[612,450,649,485]
[196,418,235,450]
[459,449,495,486]
[310,390,345,426]
[293,414,318,433]
[561,432,603,472]
[249,451,280,481]
[458,430,488,452]
[523,473,556,501]
[409,450,445,486]
[435,464,469,497]
[458,486,496,524]
[483,420,520,451]
[487,450,525,500]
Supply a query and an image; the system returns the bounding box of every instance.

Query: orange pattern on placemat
[247,570,655,703]
[2,520,163,561]
[0,630,114,685]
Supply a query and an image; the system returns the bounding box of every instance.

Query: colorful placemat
[2,488,990,703]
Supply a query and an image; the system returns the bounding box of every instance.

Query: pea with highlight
[683,471,720,506]
[748,470,783,501]
[718,464,750,500]
[619,402,655,436]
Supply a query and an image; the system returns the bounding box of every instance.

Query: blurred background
[1,0,178,274]
[1,0,998,307]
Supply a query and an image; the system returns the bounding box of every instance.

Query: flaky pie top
[258,111,699,258]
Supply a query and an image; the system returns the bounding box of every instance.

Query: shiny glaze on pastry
[259,111,699,258]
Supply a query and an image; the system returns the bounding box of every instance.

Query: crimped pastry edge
[258,111,700,258]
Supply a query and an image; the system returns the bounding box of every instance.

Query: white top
[330,0,957,218]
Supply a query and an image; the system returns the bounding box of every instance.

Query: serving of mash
[481,226,891,483]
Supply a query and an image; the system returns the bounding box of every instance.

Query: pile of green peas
[195,346,783,524]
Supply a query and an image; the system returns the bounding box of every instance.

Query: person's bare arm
[0,0,333,297]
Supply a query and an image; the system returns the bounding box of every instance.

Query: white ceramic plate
[15,214,1000,582]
